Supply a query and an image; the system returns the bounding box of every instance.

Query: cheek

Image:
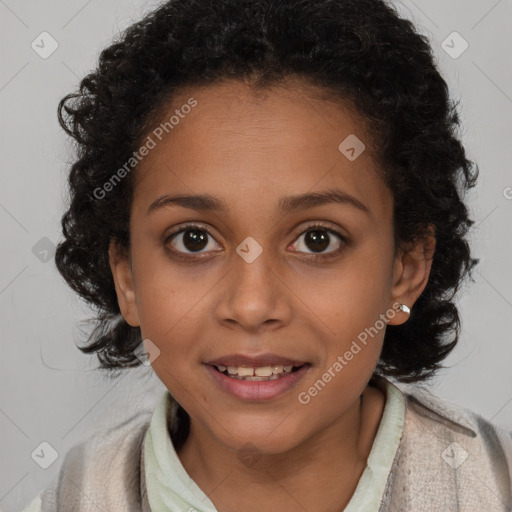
[130,249,225,379]
[295,238,393,339]
[130,243,205,330]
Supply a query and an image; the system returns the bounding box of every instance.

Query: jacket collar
[379,375,478,438]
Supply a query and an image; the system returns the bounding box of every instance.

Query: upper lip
[205,353,308,367]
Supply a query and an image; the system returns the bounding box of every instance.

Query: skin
[109,76,435,512]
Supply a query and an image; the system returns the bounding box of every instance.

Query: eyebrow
[147,188,370,216]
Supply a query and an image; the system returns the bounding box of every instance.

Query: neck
[175,387,383,512]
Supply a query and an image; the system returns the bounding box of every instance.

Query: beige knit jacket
[30,378,512,511]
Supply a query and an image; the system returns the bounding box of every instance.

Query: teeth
[216,364,301,379]
[255,366,273,377]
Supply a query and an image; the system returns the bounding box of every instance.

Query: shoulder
[397,379,512,457]
[381,377,512,511]
[34,411,153,512]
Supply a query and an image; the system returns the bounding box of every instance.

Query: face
[110,77,433,455]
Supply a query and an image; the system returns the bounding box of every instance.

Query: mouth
[204,358,311,401]
[210,363,306,381]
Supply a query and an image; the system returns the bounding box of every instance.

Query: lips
[205,361,311,401]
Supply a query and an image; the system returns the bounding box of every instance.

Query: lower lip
[204,364,311,401]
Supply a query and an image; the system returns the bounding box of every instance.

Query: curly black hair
[55,0,479,383]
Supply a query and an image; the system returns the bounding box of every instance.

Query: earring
[399,304,411,315]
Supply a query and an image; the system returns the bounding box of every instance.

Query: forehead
[132,78,392,221]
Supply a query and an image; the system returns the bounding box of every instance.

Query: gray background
[1,1,511,511]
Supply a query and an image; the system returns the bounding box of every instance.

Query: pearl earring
[399,304,411,315]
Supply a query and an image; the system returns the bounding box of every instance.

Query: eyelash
[164,222,350,261]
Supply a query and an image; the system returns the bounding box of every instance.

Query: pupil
[184,229,208,252]
[306,230,329,252]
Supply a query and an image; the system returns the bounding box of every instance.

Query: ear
[108,239,140,327]
[387,225,436,326]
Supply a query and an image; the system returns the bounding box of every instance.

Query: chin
[210,414,309,456]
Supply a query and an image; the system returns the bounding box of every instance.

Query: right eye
[165,223,221,258]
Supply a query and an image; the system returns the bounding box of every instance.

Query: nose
[213,243,293,333]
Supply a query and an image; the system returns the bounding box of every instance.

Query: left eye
[291,225,346,256]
